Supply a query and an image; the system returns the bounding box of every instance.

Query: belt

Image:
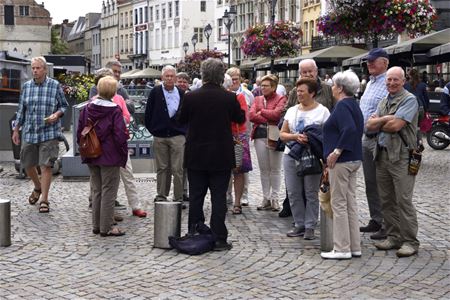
[365,133,377,139]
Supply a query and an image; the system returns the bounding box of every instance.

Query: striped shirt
[360,73,388,127]
[16,77,68,143]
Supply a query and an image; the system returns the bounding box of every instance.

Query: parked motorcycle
[426,114,450,150]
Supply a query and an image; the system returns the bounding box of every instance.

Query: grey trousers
[153,135,185,201]
[329,161,362,253]
[375,151,420,249]
[88,165,120,233]
[283,154,321,229]
[362,137,383,224]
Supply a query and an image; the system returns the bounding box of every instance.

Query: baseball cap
[364,48,389,61]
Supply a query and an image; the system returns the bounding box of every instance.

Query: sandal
[232,205,242,215]
[28,188,41,205]
[100,227,125,237]
[39,201,50,213]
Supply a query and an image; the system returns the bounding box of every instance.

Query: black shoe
[183,194,189,202]
[370,228,387,240]
[278,208,292,218]
[214,240,233,251]
[360,220,381,233]
[114,201,126,210]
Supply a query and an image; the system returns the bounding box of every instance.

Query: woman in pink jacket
[249,74,287,211]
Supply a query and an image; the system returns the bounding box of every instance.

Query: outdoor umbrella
[121,69,141,79]
[291,46,367,68]
[427,42,450,64]
[129,68,162,79]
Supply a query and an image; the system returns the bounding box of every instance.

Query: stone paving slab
[0,143,449,299]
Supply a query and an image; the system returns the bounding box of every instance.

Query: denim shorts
[20,139,59,168]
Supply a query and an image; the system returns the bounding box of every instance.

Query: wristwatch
[333,148,342,156]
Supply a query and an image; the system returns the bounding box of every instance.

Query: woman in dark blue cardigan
[321,70,364,260]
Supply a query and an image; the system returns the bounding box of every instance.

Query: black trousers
[187,169,231,242]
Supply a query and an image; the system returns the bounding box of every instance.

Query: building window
[134,9,138,25]
[168,2,172,18]
[156,28,160,49]
[130,10,133,25]
[139,8,143,24]
[161,28,166,49]
[310,20,315,42]
[200,1,206,12]
[174,25,179,47]
[175,1,179,17]
[156,5,160,21]
[303,22,308,45]
[19,6,29,16]
[259,3,264,23]
[218,0,222,4]
[168,26,173,48]
[4,5,14,25]
[194,27,204,43]
[278,0,285,20]
[162,4,166,19]
[290,0,296,21]
[218,19,223,41]
[145,6,148,22]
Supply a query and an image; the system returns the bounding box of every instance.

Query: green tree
[51,27,69,54]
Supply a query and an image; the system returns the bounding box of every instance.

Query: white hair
[298,59,318,72]
[31,56,47,70]
[332,70,360,96]
[162,65,176,75]
[223,73,233,90]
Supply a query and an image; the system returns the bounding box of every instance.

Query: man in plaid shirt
[12,56,68,213]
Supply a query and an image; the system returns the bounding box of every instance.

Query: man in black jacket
[178,58,245,251]
[145,65,186,203]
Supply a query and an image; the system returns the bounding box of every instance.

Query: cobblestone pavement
[0,140,449,299]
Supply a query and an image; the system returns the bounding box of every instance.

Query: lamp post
[267,0,278,73]
[182,42,189,57]
[191,34,198,53]
[222,7,237,68]
[204,23,212,51]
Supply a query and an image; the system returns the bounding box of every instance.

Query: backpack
[168,223,217,255]
[79,118,102,158]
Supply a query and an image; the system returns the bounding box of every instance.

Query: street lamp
[204,23,212,51]
[267,0,278,73]
[191,34,198,53]
[182,42,189,56]
[222,7,237,68]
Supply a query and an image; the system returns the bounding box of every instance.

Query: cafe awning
[342,52,369,67]
[291,46,367,65]
[384,28,450,55]
[239,57,270,70]
[121,69,142,79]
[427,42,450,63]
[127,68,162,79]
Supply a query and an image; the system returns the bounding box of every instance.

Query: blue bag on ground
[168,223,217,255]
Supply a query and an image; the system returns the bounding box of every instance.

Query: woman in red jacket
[249,74,287,211]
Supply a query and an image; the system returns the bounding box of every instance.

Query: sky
[42,0,104,24]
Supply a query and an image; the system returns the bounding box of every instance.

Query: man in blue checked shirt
[12,56,68,213]
[359,48,389,240]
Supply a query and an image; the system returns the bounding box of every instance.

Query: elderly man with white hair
[366,66,420,258]
[145,65,187,204]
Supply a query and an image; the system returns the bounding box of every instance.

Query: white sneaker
[351,251,362,257]
[321,250,352,260]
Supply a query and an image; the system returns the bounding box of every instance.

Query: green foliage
[51,28,69,54]
[56,73,95,103]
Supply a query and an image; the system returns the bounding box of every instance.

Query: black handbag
[168,223,217,255]
[296,146,323,177]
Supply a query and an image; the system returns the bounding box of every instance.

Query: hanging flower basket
[178,50,224,79]
[317,0,437,40]
[241,21,302,58]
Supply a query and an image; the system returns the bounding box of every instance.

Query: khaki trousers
[88,165,120,233]
[375,150,419,249]
[329,161,362,253]
[153,135,185,201]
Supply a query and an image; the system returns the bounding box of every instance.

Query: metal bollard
[154,201,182,249]
[0,199,11,247]
[320,209,333,252]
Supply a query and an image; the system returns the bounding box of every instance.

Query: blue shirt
[376,92,418,147]
[16,77,68,143]
[162,83,180,118]
[360,73,388,129]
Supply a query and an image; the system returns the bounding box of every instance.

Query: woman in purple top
[77,76,129,237]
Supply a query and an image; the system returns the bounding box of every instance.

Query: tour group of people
[14,47,428,257]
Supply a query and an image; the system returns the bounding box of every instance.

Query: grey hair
[31,56,47,70]
[387,66,405,80]
[298,59,318,72]
[223,73,233,90]
[94,68,114,84]
[201,58,225,86]
[105,60,122,68]
[162,65,176,75]
[332,70,360,96]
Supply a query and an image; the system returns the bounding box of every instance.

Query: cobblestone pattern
[0,143,449,299]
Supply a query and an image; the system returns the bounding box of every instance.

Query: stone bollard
[320,209,333,252]
[154,201,182,249]
[0,199,11,247]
